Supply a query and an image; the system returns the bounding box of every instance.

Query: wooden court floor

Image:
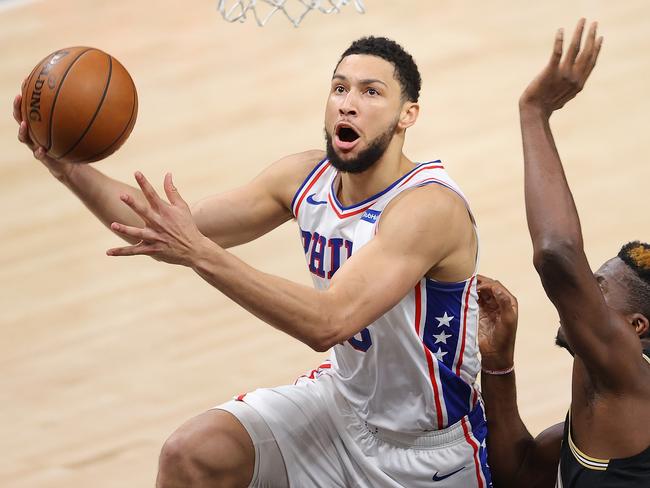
[1,1,649,486]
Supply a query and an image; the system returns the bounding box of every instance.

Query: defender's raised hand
[520,18,603,116]
[477,275,519,371]
[107,172,211,266]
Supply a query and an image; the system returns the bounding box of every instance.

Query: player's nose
[338,92,358,116]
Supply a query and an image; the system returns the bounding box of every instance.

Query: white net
[217,0,365,27]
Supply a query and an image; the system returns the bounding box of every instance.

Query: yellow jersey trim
[567,411,609,471]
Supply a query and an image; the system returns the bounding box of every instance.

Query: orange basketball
[21,47,138,163]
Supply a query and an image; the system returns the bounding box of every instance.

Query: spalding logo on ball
[21,46,138,164]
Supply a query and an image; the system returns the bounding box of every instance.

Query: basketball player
[477,20,650,487]
[14,37,491,487]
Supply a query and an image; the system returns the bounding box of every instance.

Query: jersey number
[347,328,373,352]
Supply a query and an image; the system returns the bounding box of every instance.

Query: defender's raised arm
[517,20,634,378]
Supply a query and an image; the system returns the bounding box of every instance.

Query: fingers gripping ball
[21,47,138,163]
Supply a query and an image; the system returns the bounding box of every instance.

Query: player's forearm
[481,371,536,488]
[190,239,346,351]
[59,164,146,243]
[520,105,584,257]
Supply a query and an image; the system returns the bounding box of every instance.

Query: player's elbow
[308,310,359,353]
[532,239,582,279]
[308,338,333,353]
[308,321,343,352]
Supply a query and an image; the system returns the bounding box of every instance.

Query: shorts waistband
[364,403,485,449]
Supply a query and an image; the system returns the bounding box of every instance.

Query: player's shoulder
[276,149,326,172]
[384,182,469,225]
[259,149,326,208]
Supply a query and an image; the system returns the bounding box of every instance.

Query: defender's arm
[478,276,561,488]
[520,21,642,384]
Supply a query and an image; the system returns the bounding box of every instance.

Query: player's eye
[366,87,378,96]
[334,85,346,94]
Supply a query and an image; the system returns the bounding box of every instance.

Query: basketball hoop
[217,0,365,27]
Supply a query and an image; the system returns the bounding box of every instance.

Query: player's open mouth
[335,123,360,151]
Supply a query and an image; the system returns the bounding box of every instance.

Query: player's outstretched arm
[15,92,158,243]
[478,276,561,488]
[519,20,641,382]
[15,91,317,248]
[106,178,474,351]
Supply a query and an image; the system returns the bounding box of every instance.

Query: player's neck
[337,149,414,207]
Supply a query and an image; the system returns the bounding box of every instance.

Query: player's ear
[629,313,649,338]
[398,102,419,129]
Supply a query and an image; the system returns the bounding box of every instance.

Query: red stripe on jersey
[236,393,247,401]
[414,282,444,430]
[397,164,444,188]
[462,417,485,488]
[294,162,331,219]
[295,362,332,383]
[455,276,475,376]
[327,193,376,219]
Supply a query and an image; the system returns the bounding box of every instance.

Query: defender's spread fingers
[576,22,598,68]
[565,18,586,64]
[549,28,563,67]
[581,35,603,85]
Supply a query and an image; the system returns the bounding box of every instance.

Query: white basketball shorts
[215,373,492,487]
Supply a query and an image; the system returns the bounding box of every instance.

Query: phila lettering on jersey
[291,158,482,435]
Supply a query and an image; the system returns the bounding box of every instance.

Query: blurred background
[1,0,649,486]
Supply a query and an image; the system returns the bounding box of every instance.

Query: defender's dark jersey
[557,354,650,487]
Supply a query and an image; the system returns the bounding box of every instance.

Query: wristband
[481,364,515,375]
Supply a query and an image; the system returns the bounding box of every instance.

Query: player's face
[324,54,405,173]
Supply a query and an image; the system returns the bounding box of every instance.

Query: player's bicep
[191,151,323,248]
[325,188,465,342]
[192,181,290,248]
[325,232,428,340]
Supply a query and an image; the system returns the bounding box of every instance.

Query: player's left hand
[107,171,210,266]
[519,18,603,117]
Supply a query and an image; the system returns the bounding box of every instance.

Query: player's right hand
[477,275,518,370]
[14,92,73,180]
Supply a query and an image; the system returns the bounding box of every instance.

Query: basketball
[21,46,138,164]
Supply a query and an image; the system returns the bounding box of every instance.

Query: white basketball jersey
[292,158,481,433]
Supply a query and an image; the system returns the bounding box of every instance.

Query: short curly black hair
[336,36,421,102]
[618,241,650,327]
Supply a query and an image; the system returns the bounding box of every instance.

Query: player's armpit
[190,149,324,248]
[320,184,476,348]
